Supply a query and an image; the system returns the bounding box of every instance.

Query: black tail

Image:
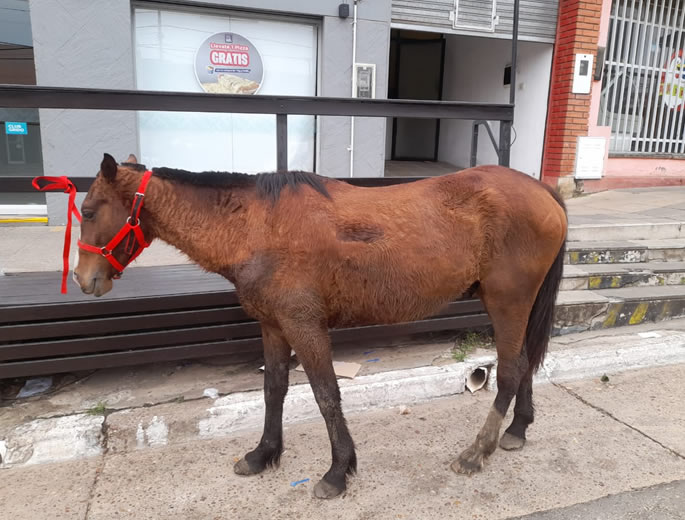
[525,188,567,374]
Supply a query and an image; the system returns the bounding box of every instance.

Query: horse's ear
[126,153,138,164]
[101,153,118,181]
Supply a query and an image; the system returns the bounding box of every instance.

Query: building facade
[3,0,683,223]
[541,0,685,194]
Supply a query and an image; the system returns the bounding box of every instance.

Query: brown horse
[74,153,567,499]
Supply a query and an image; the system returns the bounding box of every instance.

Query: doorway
[388,29,445,161]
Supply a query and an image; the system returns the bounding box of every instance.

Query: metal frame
[599,0,685,156]
[0,83,515,177]
[470,120,502,166]
[0,84,514,119]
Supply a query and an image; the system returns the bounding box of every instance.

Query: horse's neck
[117,170,255,271]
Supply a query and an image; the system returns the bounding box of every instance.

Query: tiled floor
[384,160,462,177]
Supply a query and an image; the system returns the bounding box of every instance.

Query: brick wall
[541,0,603,189]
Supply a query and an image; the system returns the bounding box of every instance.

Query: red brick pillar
[541,0,603,195]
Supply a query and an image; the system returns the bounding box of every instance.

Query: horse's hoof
[451,447,484,476]
[499,432,525,451]
[313,479,344,499]
[233,457,263,476]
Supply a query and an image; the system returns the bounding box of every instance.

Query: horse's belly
[325,273,470,328]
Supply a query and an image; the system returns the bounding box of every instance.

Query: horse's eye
[82,210,95,221]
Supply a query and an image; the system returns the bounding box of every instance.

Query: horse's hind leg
[235,324,291,475]
[500,369,534,451]
[452,285,533,475]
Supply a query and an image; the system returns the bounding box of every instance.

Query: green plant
[451,331,494,362]
[87,401,107,415]
[451,348,469,362]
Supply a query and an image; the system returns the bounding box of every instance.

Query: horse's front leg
[280,318,357,499]
[234,324,291,475]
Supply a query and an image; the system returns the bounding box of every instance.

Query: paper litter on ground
[295,361,362,379]
[259,350,296,371]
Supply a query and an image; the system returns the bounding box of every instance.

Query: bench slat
[0,313,490,378]
[0,306,249,342]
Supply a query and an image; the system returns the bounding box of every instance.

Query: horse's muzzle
[73,271,113,297]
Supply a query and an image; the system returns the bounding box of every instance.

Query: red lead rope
[32,176,82,294]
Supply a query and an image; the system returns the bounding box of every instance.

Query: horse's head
[73,153,145,296]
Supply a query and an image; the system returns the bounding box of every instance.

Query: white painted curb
[0,414,103,467]
[2,330,685,468]
[540,331,685,383]
[200,332,685,438]
[199,363,471,437]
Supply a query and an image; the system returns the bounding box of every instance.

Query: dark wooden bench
[0,264,489,379]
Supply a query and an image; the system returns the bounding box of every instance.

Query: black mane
[149,167,331,203]
[121,162,146,172]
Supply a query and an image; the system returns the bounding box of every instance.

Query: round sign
[195,33,263,95]
[660,49,685,110]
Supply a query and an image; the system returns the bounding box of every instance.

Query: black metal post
[276,113,288,171]
[498,122,512,167]
[510,0,520,106]
[499,0,519,167]
[470,122,480,167]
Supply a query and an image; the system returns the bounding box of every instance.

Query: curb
[2,331,685,468]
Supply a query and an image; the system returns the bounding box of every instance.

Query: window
[133,7,318,173]
[6,134,26,164]
[0,0,44,178]
[599,0,685,155]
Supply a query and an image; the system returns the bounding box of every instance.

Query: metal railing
[599,0,685,156]
[0,84,514,188]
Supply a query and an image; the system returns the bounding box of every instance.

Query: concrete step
[561,262,685,291]
[565,239,685,264]
[568,221,685,242]
[554,285,685,335]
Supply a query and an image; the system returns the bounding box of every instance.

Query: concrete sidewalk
[3,186,685,273]
[568,186,685,226]
[1,363,684,519]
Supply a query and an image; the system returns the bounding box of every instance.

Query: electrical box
[338,3,349,18]
[353,63,376,99]
[572,53,594,94]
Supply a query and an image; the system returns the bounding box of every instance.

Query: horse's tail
[525,188,567,375]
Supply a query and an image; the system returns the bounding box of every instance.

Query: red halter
[32,170,153,294]
[77,170,153,277]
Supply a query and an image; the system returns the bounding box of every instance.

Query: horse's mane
[121,162,330,203]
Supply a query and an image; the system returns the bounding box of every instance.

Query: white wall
[438,35,553,178]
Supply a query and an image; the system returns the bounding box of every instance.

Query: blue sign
[5,122,28,135]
